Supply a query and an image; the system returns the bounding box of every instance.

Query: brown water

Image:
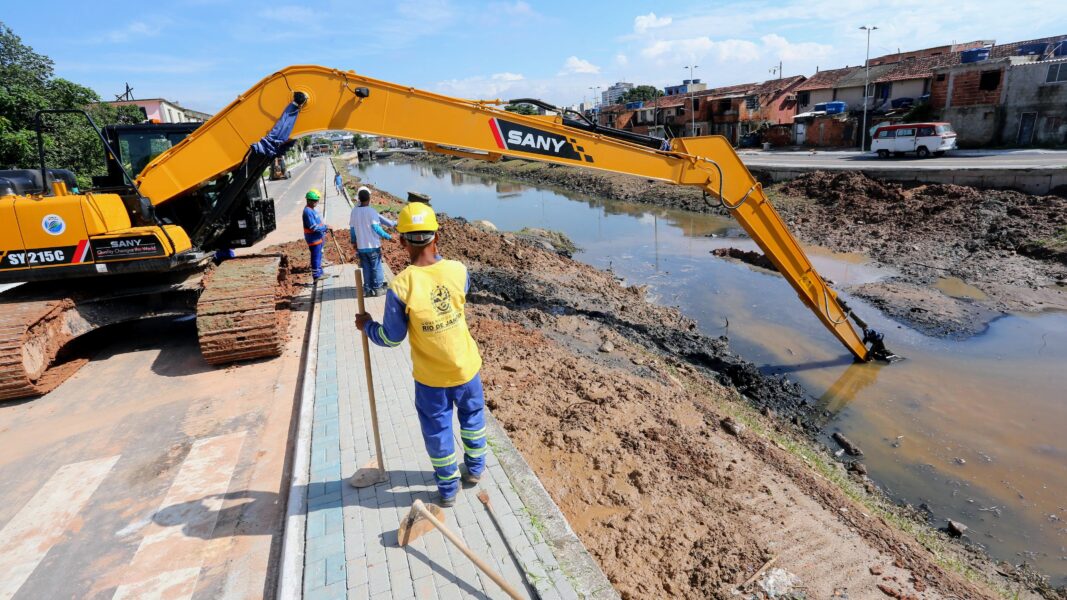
[356,160,1067,583]
[935,276,990,301]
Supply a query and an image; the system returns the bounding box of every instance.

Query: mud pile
[262,230,358,286]
[773,171,1067,335]
[777,171,1067,279]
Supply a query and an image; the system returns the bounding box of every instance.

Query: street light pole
[684,65,699,136]
[859,25,878,151]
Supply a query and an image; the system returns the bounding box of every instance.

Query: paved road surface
[0,157,346,600]
[738,148,1067,170]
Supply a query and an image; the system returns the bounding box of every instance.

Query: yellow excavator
[0,65,892,401]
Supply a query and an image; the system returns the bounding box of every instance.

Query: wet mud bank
[323,179,1052,597]
[774,172,1067,337]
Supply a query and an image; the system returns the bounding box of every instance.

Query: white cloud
[434,72,527,98]
[634,12,672,33]
[641,37,760,63]
[492,72,525,82]
[558,56,601,75]
[615,53,629,67]
[760,34,833,62]
[101,20,168,43]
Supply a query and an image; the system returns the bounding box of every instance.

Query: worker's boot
[437,492,457,508]
[462,465,482,486]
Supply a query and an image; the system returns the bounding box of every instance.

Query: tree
[504,103,539,115]
[1,22,145,188]
[618,85,663,105]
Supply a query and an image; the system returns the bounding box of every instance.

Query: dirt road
[0,158,343,599]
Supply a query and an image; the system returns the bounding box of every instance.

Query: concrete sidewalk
[297,264,615,600]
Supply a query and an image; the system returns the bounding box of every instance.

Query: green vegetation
[504,103,539,116]
[1,22,144,188]
[618,85,663,104]
[901,101,936,123]
[1041,228,1067,250]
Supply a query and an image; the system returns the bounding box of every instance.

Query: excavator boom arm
[137,65,879,361]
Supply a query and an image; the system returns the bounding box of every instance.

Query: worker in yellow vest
[355,202,486,507]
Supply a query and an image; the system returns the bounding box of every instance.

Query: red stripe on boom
[73,239,89,263]
[488,118,505,149]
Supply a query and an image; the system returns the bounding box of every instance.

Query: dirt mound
[774,172,1067,328]
[850,280,1001,338]
[778,172,1067,265]
[781,170,907,205]
[262,229,358,286]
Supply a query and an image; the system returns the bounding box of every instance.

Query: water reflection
[354,159,1067,583]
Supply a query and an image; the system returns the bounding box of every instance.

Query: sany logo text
[506,130,566,154]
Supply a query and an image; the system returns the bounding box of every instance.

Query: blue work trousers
[308,242,323,278]
[358,248,384,294]
[415,373,487,499]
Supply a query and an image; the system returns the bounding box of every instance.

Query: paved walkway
[300,264,610,600]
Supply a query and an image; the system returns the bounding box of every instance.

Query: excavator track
[0,299,87,401]
[196,255,290,365]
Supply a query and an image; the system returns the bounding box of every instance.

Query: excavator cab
[0,114,278,285]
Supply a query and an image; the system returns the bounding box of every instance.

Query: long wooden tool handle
[413,500,525,600]
[356,268,386,475]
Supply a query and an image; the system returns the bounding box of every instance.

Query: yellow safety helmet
[397,201,439,234]
[305,188,322,201]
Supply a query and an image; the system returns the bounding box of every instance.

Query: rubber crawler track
[196,255,289,365]
[0,299,88,401]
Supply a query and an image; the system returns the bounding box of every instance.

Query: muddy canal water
[354,160,1067,583]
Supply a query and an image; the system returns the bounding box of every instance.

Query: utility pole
[859,25,878,151]
[684,64,698,136]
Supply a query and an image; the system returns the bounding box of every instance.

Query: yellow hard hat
[397,201,439,233]
[305,188,322,201]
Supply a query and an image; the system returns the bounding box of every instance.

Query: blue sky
[5,1,1066,112]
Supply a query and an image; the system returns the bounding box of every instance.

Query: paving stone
[300,266,591,599]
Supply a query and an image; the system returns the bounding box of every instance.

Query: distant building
[867,40,993,66]
[664,79,707,96]
[601,82,634,105]
[932,35,1067,146]
[102,98,212,123]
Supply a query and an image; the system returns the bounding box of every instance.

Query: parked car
[871,122,957,158]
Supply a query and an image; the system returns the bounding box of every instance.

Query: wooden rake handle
[356,268,386,476]
[411,500,525,600]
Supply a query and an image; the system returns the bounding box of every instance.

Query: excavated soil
[368,208,1041,598]
[774,171,1067,336]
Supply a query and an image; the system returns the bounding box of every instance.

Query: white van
[871,122,957,158]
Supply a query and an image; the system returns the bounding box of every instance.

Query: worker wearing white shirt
[349,186,396,296]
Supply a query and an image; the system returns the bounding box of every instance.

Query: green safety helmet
[305,188,322,202]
